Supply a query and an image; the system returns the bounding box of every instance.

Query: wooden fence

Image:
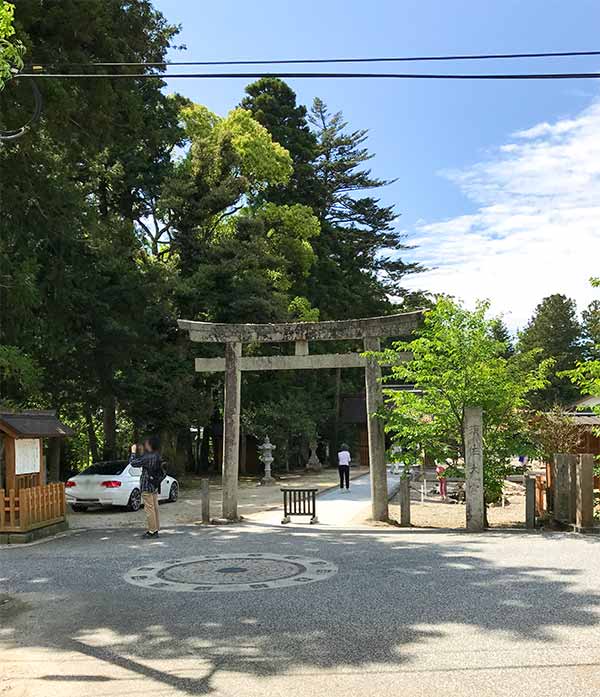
[534,475,547,516]
[0,483,66,533]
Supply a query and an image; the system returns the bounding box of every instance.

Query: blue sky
[154,0,600,328]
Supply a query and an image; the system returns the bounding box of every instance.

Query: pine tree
[518,294,583,407]
[490,318,515,357]
[307,97,421,318]
[582,300,600,359]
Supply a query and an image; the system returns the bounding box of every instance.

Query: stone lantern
[258,436,276,485]
[306,437,322,472]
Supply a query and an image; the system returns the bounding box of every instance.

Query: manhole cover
[124,553,338,592]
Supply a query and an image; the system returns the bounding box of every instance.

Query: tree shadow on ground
[2,524,600,695]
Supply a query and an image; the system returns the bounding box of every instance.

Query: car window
[81,461,127,476]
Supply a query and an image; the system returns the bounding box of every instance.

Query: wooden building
[567,396,600,456]
[0,410,73,542]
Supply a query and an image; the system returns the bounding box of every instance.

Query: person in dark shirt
[129,435,163,538]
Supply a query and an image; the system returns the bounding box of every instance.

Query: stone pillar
[525,475,536,529]
[364,336,388,522]
[222,341,242,521]
[464,407,485,531]
[399,476,411,526]
[575,454,594,531]
[553,454,577,524]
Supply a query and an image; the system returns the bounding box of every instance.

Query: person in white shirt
[338,443,351,491]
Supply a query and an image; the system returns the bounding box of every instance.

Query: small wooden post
[399,477,411,526]
[201,478,210,524]
[525,475,536,529]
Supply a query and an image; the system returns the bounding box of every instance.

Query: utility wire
[15,70,600,80]
[24,48,600,69]
[0,79,42,140]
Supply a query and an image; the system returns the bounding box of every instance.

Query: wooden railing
[281,487,319,524]
[0,483,66,533]
[15,473,41,491]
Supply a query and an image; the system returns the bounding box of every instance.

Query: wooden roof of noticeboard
[0,411,75,438]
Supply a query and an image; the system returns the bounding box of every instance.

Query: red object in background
[100,480,122,488]
[65,480,76,488]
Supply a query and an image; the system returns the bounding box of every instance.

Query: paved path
[313,469,400,525]
[248,468,400,526]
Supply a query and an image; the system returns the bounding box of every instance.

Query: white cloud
[405,99,600,329]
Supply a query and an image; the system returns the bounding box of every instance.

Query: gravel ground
[67,467,369,529]
[2,523,600,696]
[389,481,526,529]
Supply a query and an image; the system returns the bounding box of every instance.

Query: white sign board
[15,438,41,475]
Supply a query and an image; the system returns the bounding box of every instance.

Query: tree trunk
[102,394,117,460]
[84,404,100,463]
[47,437,61,482]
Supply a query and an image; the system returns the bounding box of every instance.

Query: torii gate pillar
[364,337,387,521]
[222,342,242,520]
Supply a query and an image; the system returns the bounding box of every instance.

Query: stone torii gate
[178,311,422,522]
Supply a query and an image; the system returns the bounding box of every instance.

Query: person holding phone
[129,435,164,538]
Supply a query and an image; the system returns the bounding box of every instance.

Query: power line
[24,48,600,69]
[0,79,42,141]
[15,70,600,80]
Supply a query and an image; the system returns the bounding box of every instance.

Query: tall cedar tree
[518,294,583,408]
[307,97,421,319]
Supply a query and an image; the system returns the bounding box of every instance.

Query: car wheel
[127,488,142,512]
[168,481,179,503]
[71,504,88,512]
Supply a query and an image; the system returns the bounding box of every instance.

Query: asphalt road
[2,523,600,696]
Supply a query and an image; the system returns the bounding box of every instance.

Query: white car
[65,460,179,512]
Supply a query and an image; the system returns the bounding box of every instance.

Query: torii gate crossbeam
[178,311,423,522]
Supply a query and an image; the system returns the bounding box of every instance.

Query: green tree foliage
[489,317,515,357]
[241,78,319,206]
[582,299,600,359]
[1,5,422,475]
[307,97,421,319]
[380,298,548,504]
[565,279,600,420]
[0,0,182,463]
[0,1,23,89]
[517,294,583,407]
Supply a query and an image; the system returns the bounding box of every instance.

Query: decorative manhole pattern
[124,553,338,592]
